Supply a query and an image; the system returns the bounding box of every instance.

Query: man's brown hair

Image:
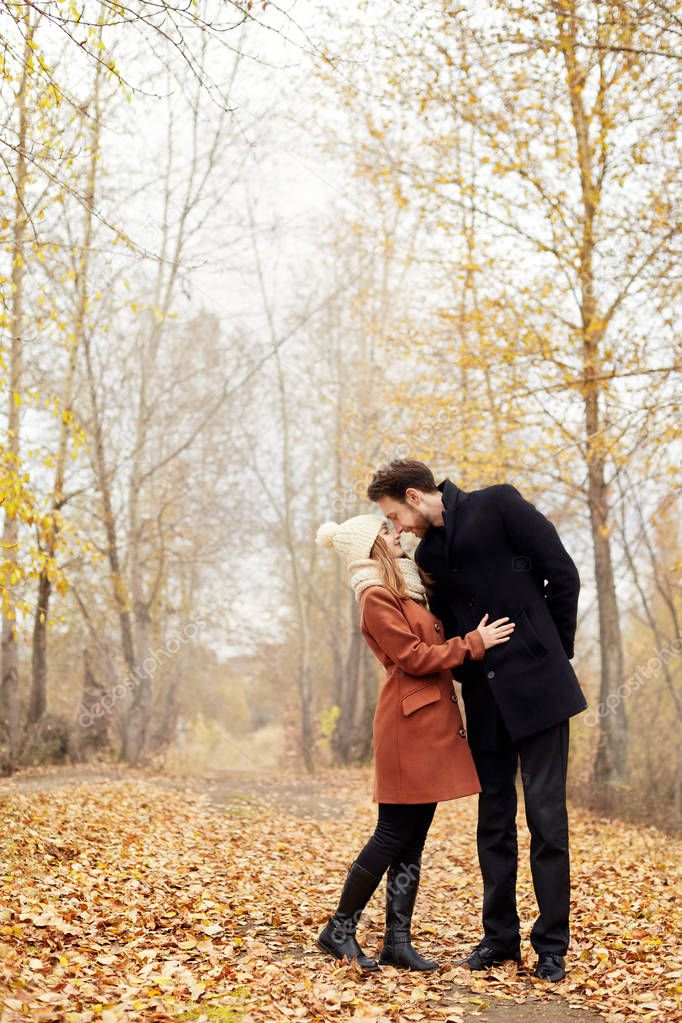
[367,459,438,503]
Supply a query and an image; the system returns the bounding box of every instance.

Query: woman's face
[378,521,405,559]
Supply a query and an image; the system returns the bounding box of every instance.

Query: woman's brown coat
[360,585,485,804]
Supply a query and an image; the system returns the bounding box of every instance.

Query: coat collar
[417,478,464,565]
[438,478,463,551]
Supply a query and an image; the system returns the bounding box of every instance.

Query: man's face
[377,495,432,538]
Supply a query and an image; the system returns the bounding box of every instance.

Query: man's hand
[477,613,515,650]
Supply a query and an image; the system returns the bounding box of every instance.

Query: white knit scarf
[348,555,427,604]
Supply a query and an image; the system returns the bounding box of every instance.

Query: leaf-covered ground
[0,766,680,1023]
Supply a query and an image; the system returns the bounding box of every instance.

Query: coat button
[487,670,495,679]
[434,622,441,632]
[451,693,457,702]
[468,598,475,607]
[458,727,466,738]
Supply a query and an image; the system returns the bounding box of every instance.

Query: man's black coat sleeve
[495,484,580,659]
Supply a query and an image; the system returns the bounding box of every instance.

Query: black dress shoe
[459,941,521,970]
[534,952,566,981]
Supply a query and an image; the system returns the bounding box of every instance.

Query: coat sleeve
[494,484,580,659]
[361,587,485,675]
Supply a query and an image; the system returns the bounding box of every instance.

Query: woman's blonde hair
[369,534,433,600]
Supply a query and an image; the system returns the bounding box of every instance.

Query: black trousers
[355,802,437,880]
[471,719,570,956]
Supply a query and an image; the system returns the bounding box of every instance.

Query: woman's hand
[476,613,515,649]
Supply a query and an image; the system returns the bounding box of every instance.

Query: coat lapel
[416,478,462,571]
[440,478,462,559]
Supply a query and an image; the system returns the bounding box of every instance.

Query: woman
[315,514,514,972]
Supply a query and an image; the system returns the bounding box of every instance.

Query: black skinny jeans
[355,802,437,880]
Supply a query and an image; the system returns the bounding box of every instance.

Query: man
[367,459,587,982]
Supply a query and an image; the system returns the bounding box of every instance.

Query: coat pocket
[401,683,442,716]
[519,606,548,660]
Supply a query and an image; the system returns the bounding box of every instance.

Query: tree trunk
[1,16,32,766]
[558,4,627,790]
[82,335,137,713]
[75,647,111,758]
[589,450,627,788]
[333,591,362,762]
[123,603,153,763]
[27,44,103,743]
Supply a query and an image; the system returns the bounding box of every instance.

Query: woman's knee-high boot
[378,862,439,971]
[317,860,383,971]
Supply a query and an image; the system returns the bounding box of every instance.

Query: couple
[315,459,586,981]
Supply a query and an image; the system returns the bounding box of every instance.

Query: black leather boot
[378,862,439,971]
[317,860,382,971]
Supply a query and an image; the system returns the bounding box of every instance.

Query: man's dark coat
[414,479,587,749]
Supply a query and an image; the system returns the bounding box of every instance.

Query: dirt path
[0,764,608,1023]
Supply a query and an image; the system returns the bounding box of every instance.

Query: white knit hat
[316,514,384,569]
